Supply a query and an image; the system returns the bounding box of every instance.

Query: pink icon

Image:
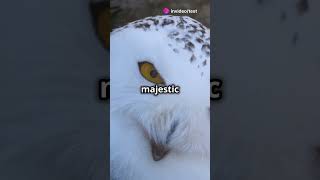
[163,7,170,14]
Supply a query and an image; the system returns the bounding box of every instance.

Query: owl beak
[150,139,169,161]
[149,119,180,161]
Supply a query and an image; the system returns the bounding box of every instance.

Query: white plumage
[110,15,210,180]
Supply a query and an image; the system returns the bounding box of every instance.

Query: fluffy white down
[110,15,210,180]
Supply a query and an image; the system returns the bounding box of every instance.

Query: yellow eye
[138,61,165,85]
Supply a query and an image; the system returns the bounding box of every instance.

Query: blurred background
[0,0,108,179]
[110,0,210,28]
[212,0,320,180]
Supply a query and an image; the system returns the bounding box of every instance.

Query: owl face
[110,16,210,155]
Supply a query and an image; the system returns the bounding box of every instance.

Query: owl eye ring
[138,61,165,85]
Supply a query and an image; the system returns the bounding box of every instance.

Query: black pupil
[150,70,158,78]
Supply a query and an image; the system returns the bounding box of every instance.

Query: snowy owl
[110,15,210,180]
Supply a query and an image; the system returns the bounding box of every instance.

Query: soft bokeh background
[212,0,320,180]
[0,0,108,179]
[111,0,210,28]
